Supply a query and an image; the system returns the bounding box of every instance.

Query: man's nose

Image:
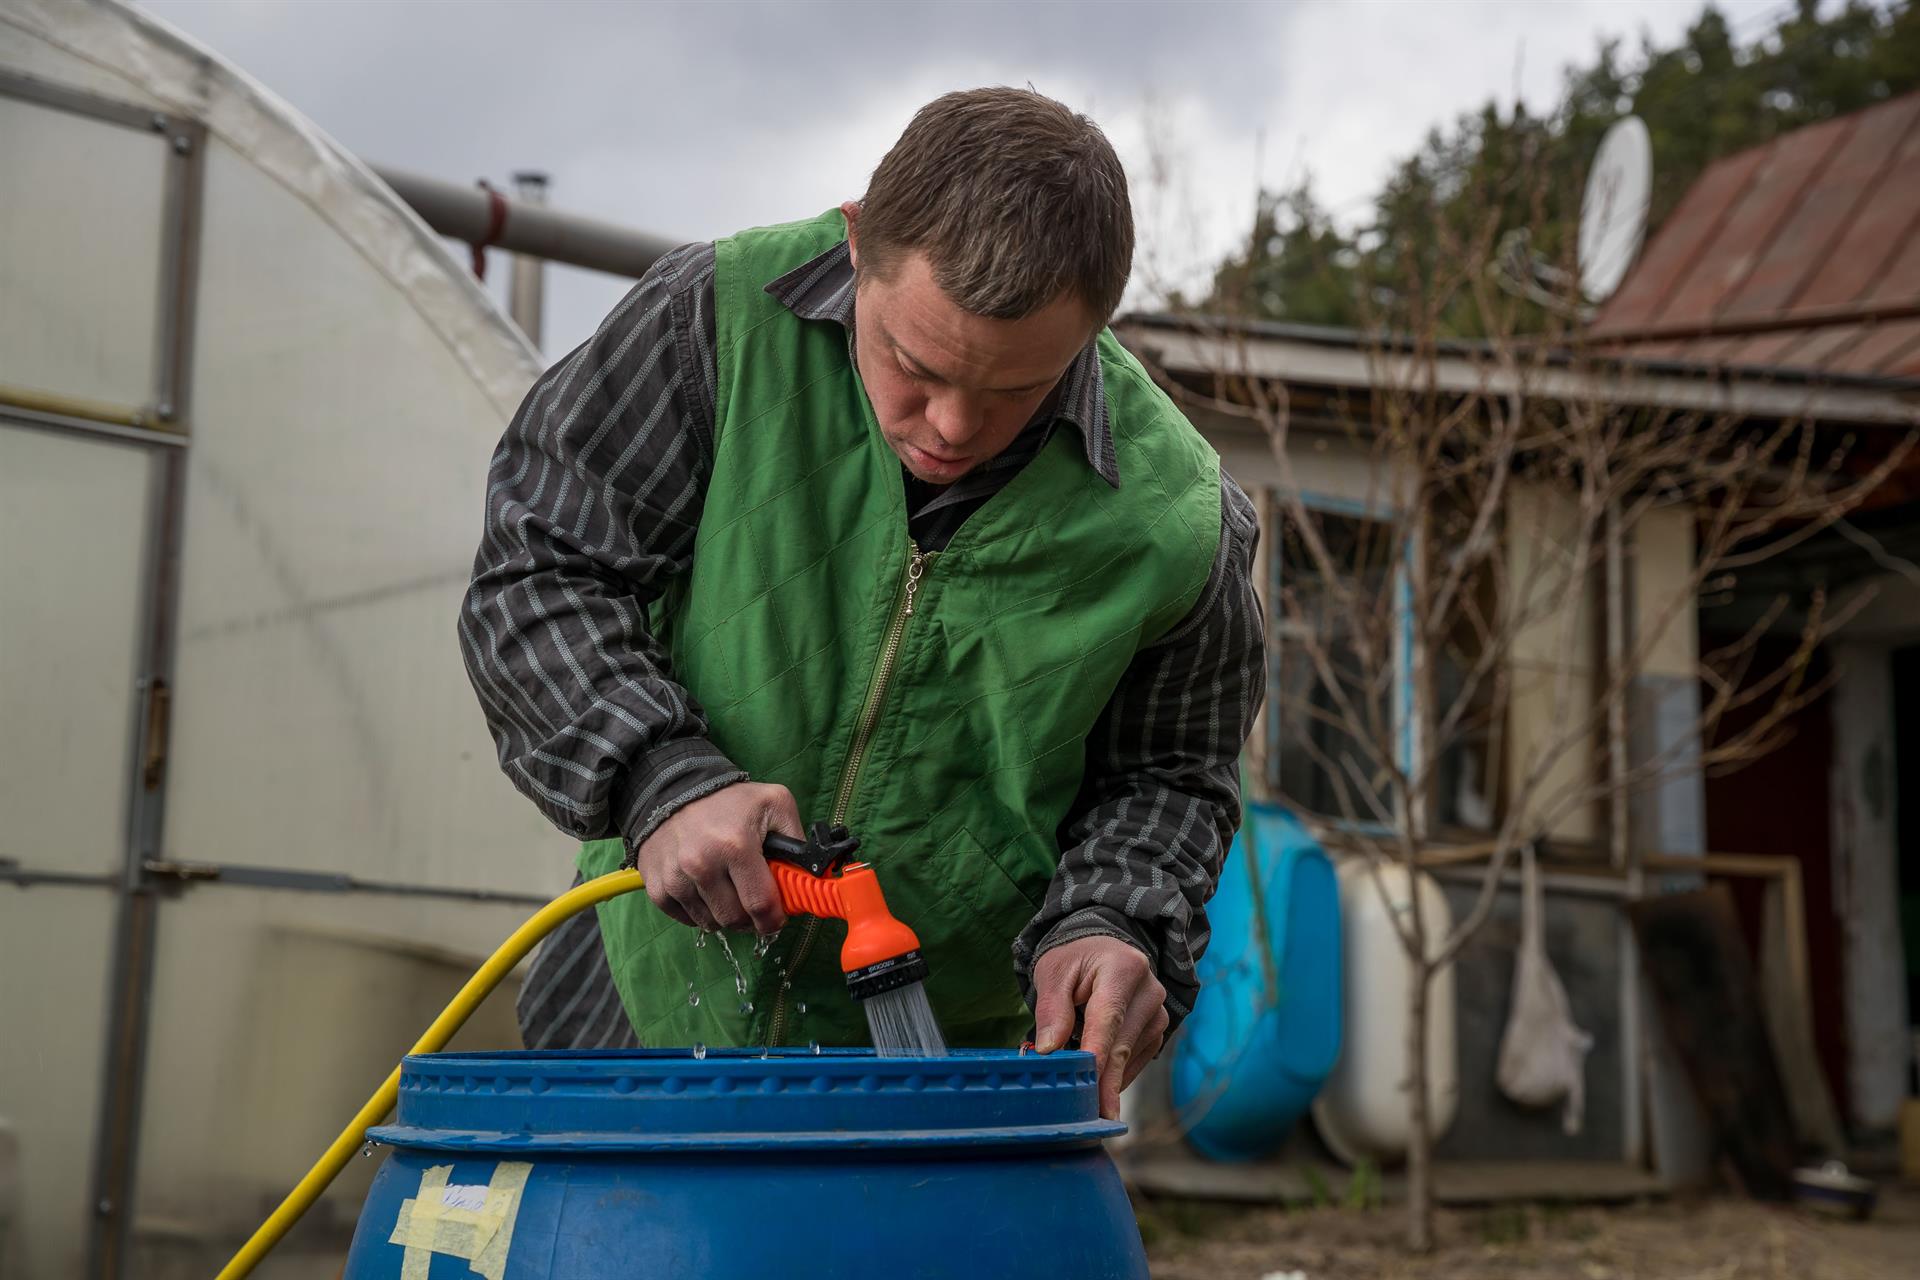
[925,390,986,448]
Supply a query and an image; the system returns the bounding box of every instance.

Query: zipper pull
[902,548,927,617]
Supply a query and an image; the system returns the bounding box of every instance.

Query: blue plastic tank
[1170,802,1342,1160]
[344,1047,1146,1278]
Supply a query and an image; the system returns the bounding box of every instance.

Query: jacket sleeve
[1012,473,1266,1029]
[458,242,748,856]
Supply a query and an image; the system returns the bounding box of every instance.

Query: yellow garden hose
[215,868,647,1280]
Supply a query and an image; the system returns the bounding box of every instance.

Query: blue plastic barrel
[1171,802,1342,1160]
[344,1048,1146,1278]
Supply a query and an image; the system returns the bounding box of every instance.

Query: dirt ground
[1139,1182,1920,1280]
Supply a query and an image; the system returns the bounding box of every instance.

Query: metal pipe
[373,164,679,281]
[0,405,189,449]
[508,171,548,347]
[88,116,207,1280]
[0,864,118,889]
[1428,863,1632,899]
[1604,499,1630,873]
[1602,497,1646,1169]
[139,858,549,907]
[0,382,160,432]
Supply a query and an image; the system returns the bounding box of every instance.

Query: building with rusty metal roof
[1591,90,1920,380]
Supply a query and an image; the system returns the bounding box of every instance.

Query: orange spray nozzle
[762,825,930,1002]
[767,860,923,974]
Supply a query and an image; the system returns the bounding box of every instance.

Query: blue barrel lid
[369,1049,1122,1153]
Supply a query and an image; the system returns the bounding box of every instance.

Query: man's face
[846,208,1097,486]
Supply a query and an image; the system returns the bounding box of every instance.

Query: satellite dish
[1578,116,1652,302]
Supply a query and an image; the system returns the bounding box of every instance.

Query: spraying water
[714,932,747,995]
[862,982,948,1057]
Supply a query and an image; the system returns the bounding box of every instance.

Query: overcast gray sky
[138,0,1785,360]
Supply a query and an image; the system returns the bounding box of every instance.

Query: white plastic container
[1311,859,1460,1165]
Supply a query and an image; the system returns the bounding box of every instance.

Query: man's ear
[840,199,861,270]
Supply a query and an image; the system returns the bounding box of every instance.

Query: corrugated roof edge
[1117,311,1920,395]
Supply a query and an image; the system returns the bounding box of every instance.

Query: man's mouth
[903,442,972,475]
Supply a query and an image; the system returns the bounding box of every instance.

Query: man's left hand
[1031,935,1170,1120]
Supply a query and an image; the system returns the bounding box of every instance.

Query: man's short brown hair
[855,87,1133,324]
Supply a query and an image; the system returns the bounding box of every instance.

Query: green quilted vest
[580,210,1221,1049]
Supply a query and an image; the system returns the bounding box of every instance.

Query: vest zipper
[831,543,928,823]
[767,541,928,1045]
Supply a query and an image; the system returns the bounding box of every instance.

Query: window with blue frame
[1267,495,1497,833]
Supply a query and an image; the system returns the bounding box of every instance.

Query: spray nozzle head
[844,948,930,1002]
[830,862,922,980]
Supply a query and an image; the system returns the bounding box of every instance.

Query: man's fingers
[732,855,788,936]
[1122,1007,1172,1089]
[1078,988,1128,1062]
[688,839,777,932]
[1112,971,1166,1068]
[677,896,720,933]
[1031,955,1084,1054]
[1104,986,1166,1111]
[679,886,721,932]
[652,871,716,932]
[762,785,805,842]
[651,888,697,930]
[714,785,797,936]
[1065,946,1158,1120]
[1078,980,1131,1115]
[1078,944,1152,1060]
[699,880,752,932]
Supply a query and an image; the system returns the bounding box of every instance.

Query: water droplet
[694,931,708,950]
[692,1042,707,1060]
[687,991,700,1007]
[739,1000,754,1014]
[781,979,792,990]
[795,1001,807,1014]
[808,1040,821,1056]
[360,1141,376,1158]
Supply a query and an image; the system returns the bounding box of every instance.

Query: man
[461,87,1263,1118]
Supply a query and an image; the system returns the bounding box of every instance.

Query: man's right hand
[636,782,801,935]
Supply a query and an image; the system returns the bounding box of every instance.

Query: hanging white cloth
[1496,843,1595,1135]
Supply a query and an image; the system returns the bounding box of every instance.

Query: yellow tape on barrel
[389,1161,532,1280]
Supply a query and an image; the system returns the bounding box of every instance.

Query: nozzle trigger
[762,821,861,877]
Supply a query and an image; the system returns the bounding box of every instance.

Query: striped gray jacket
[460,239,1265,1050]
